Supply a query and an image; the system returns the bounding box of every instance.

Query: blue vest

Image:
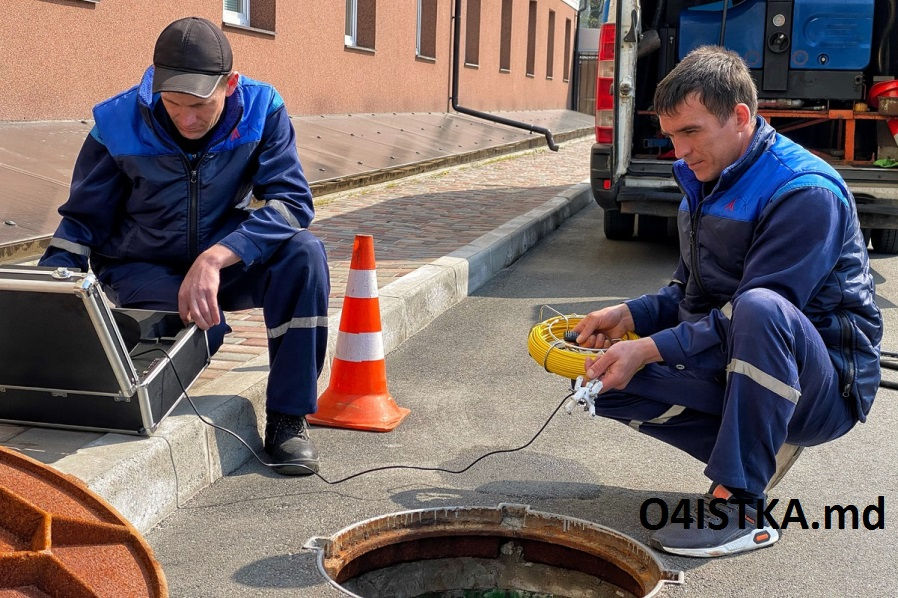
[90,68,285,265]
[674,118,881,420]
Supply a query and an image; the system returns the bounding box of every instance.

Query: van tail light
[595,23,616,144]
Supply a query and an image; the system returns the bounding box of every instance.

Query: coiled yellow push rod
[528,309,638,380]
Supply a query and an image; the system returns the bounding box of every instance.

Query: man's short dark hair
[654,46,758,124]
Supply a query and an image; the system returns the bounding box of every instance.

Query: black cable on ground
[136,340,898,484]
[133,346,575,485]
[879,350,898,390]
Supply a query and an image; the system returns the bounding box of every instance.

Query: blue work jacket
[40,67,314,271]
[626,117,882,421]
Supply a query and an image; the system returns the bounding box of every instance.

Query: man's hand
[572,303,635,348]
[585,337,662,392]
[178,244,240,330]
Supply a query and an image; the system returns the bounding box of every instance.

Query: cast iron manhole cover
[0,446,167,597]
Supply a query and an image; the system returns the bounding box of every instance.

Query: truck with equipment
[590,0,898,251]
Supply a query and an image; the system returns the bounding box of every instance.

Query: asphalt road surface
[148,204,898,597]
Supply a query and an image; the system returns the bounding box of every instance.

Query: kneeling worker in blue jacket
[573,46,882,557]
[39,17,329,476]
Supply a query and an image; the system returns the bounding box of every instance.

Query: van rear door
[590,0,643,238]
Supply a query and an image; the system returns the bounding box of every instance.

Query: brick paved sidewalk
[193,136,593,389]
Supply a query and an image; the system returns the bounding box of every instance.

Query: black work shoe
[264,412,320,475]
[650,484,779,558]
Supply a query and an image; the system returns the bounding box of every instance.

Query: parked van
[589,0,898,251]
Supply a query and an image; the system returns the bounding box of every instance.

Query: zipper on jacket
[671,167,710,298]
[689,203,709,298]
[188,154,216,260]
[146,104,202,260]
[837,312,856,398]
[182,156,199,261]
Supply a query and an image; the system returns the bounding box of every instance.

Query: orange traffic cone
[308,235,411,432]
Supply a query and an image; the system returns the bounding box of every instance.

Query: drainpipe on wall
[570,5,581,111]
[450,0,559,151]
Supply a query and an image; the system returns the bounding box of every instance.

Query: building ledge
[222,22,276,37]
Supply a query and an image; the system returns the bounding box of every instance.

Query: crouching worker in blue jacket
[572,46,882,557]
[39,17,329,476]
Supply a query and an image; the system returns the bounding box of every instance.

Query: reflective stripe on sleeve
[49,237,91,256]
[720,302,733,319]
[267,199,303,230]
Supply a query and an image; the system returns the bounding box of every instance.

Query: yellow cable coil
[528,314,639,379]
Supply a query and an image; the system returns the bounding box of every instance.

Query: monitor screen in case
[0,265,210,435]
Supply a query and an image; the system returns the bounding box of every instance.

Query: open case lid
[0,266,139,397]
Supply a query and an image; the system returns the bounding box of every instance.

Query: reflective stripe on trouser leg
[704,288,848,497]
[594,363,726,464]
[220,230,331,417]
[265,233,330,416]
[629,404,687,430]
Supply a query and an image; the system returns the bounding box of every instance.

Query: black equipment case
[0,265,210,435]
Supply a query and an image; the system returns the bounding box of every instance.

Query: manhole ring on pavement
[0,446,168,597]
[305,503,683,598]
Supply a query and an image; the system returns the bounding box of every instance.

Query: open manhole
[305,503,683,598]
[0,446,167,597]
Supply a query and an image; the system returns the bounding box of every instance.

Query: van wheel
[871,229,898,254]
[603,209,635,240]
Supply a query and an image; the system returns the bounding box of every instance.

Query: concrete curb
[51,182,593,534]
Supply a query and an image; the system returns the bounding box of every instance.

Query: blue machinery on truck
[676,0,878,100]
[595,0,890,148]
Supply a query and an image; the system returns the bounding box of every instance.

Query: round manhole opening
[305,503,682,598]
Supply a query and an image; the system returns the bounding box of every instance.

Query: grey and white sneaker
[650,484,779,558]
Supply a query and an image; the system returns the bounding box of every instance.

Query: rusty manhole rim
[304,502,684,598]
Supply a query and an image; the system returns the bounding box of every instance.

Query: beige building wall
[456,0,577,111]
[0,0,577,121]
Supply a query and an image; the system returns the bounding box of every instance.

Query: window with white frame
[416,0,437,59]
[345,0,376,50]
[223,0,250,26]
[526,0,537,76]
[465,0,481,66]
[345,0,357,46]
[499,0,513,72]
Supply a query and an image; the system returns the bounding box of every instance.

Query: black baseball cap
[152,17,233,98]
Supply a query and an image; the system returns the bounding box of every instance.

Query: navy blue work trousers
[95,230,330,417]
[595,288,856,497]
